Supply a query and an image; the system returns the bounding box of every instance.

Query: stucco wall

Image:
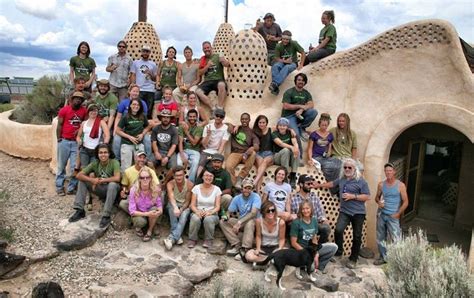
[0,110,52,160]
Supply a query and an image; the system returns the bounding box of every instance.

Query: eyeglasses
[266,208,276,214]
[139,176,151,180]
[344,166,353,170]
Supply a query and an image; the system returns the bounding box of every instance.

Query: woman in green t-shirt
[304,10,337,66]
[290,201,338,275]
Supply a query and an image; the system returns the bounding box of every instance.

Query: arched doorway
[388,123,472,253]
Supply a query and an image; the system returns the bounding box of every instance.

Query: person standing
[374,163,408,265]
[69,41,96,92]
[304,10,337,66]
[94,79,118,133]
[253,12,282,65]
[173,46,201,104]
[106,40,132,101]
[314,158,370,269]
[130,45,157,119]
[155,46,181,102]
[56,92,87,196]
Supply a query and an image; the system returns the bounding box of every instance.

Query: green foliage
[0,103,15,113]
[385,229,473,297]
[0,226,14,242]
[199,277,282,298]
[0,189,10,201]
[11,74,68,124]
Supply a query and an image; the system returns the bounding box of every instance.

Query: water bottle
[220,207,228,221]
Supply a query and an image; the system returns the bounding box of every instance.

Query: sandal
[135,228,144,237]
[143,232,152,242]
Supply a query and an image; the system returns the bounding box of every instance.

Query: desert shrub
[198,277,282,298]
[11,74,68,124]
[0,103,15,113]
[385,229,473,297]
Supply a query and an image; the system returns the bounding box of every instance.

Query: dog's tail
[255,254,274,266]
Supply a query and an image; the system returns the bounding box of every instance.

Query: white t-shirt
[192,184,221,211]
[263,181,292,212]
[202,122,230,154]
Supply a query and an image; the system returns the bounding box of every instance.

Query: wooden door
[403,140,425,221]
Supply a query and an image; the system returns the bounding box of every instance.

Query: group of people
[57,8,408,279]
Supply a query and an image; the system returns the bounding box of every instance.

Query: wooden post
[224,0,228,23]
[138,0,147,22]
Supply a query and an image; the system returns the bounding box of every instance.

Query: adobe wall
[0,110,52,160]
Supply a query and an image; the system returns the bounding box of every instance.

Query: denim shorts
[257,150,273,159]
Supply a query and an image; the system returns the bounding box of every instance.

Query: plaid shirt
[290,191,327,222]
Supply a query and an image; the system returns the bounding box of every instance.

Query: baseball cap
[158,109,173,118]
[242,178,254,188]
[277,117,290,126]
[136,150,147,157]
[96,79,109,86]
[211,153,225,162]
[214,108,225,118]
[71,91,85,99]
[297,174,314,185]
[142,44,151,51]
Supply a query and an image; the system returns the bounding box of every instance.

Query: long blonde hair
[131,167,160,204]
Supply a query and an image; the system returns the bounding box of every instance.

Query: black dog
[256,243,319,290]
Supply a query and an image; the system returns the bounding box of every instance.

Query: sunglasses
[344,166,353,170]
[139,176,151,180]
[266,208,276,214]
[215,115,224,119]
[118,45,126,48]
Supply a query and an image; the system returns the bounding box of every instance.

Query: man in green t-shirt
[69,144,121,229]
[177,109,203,183]
[281,73,318,157]
[195,41,230,110]
[94,79,118,132]
[269,30,306,95]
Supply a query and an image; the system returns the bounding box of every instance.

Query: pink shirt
[128,186,162,215]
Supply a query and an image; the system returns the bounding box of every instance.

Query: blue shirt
[229,192,261,218]
[334,177,370,216]
[117,98,148,115]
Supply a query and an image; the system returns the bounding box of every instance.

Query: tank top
[173,179,188,207]
[83,119,102,150]
[181,62,198,86]
[382,180,401,215]
[261,218,280,247]
[257,128,273,152]
[160,61,178,88]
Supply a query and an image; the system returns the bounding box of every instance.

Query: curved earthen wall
[124,22,162,64]
[212,23,235,58]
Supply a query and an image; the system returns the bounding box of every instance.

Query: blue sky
[0,0,472,80]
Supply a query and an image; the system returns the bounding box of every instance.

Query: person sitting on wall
[130,44,157,119]
[374,162,408,265]
[164,166,194,251]
[289,174,331,244]
[226,113,260,190]
[252,115,274,193]
[195,41,230,110]
[151,109,179,170]
[68,143,121,229]
[67,77,91,106]
[172,46,201,104]
[304,10,337,66]
[220,178,261,257]
[281,73,318,155]
[94,79,118,133]
[177,109,203,183]
[314,158,370,269]
[69,41,96,93]
[253,12,282,65]
[271,117,300,188]
[268,30,305,95]
[153,85,179,125]
[178,91,209,127]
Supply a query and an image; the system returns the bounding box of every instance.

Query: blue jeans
[271,62,297,86]
[167,204,191,243]
[113,134,151,163]
[79,146,97,168]
[56,140,78,192]
[335,212,365,262]
[177,149,201,183]
[318,243,338,270]
[286,108,318,156]
[376,210,401,260]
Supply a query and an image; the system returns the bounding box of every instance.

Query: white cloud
[0,15,26,41]
[15,0,57,20]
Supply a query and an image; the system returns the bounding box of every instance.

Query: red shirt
[157,101,179,124]
[58,105,87,139]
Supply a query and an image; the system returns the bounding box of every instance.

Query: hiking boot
[373,258,386,266]
[346,260,357,269]
[164,237,173,251]
[226,245,241,256]
[289,173,297,189]
[99,216,111,229]
[268,82,276,93]
[66,189,76,195]
[68,209,85,222]
[57,189,66,196]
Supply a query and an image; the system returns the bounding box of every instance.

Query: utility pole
[139,0,147,22]
[224,0,229,23]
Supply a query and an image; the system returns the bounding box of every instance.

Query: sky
[0,0,472,80]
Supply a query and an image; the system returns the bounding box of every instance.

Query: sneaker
[99,216,111,229]
[164,237,173,251]
[289,174,297,189]
[268,82,276,93]
[57,189,66,196]
[295,267,303,280]
[202,240,213,248]
[187,240,197,248]
[346,260,357,269]
[86,203,93,211]
[272,85,280,95]
[235,177,243,190]
[176,237,184,245]
[66,189,76,195]
[226,246,241,256]
[373,258,386,266]
[68,209,85,222]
